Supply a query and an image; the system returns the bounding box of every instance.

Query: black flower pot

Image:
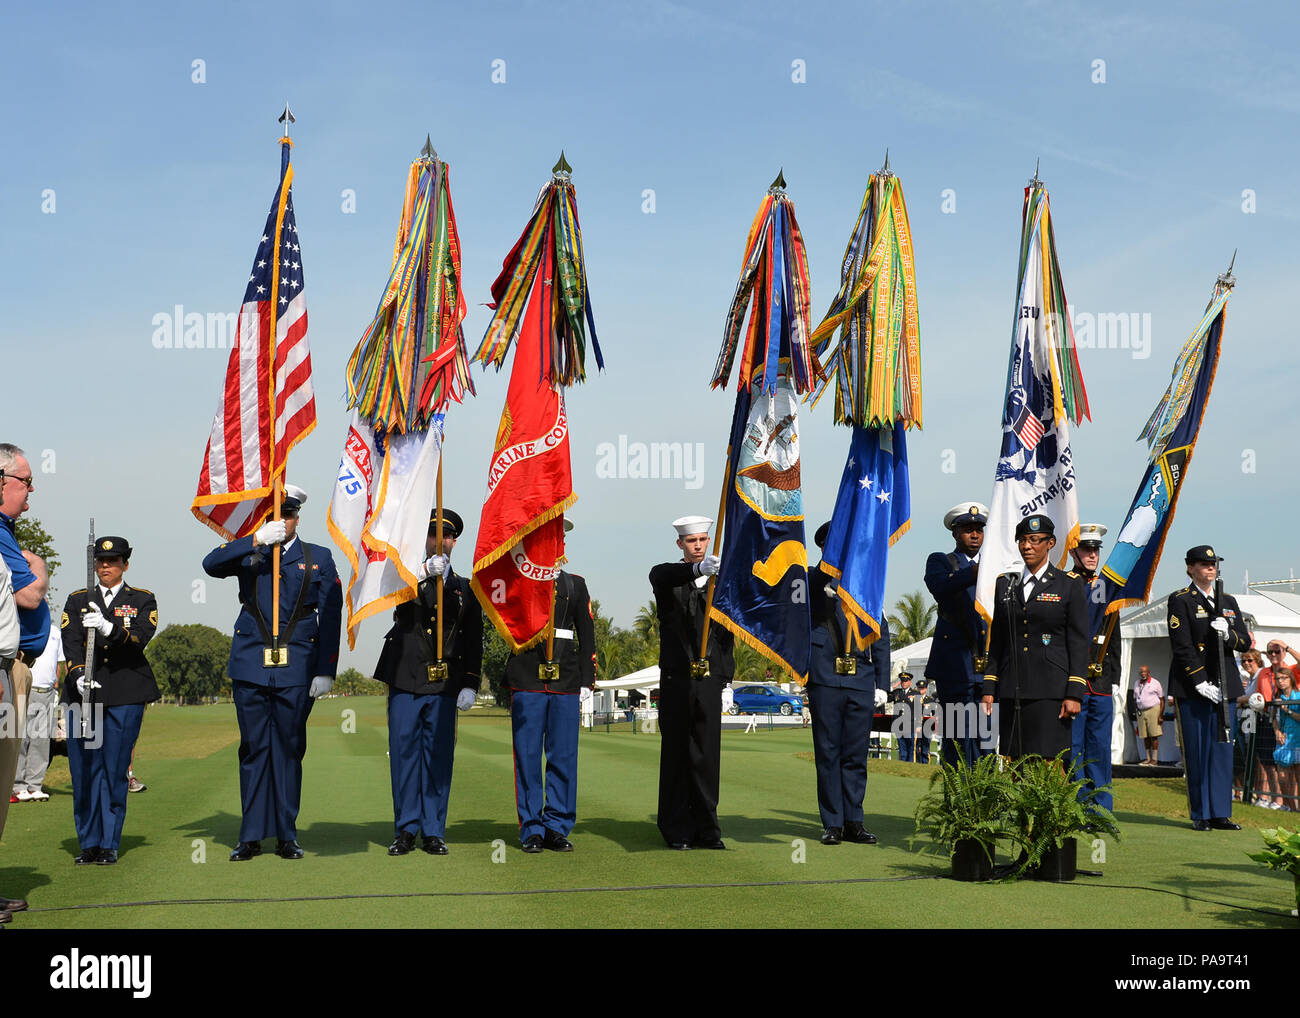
[951,838,994,882]
[1033,838,1077,882]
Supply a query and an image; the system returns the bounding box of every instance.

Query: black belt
[0,656,13,671]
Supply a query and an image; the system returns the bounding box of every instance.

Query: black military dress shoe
[388,831,416,856]
[521,834,545,854]
[542,830,574,852]
[421,836,449,856]
[74,847,101,866]
[842,823,878,845]
[821,827,843,845]
[1191,819,1211,831]
[275,839,305,860]
[1209,818,1242,831]
[229,841,262,861]
[693,837,726,850]
[96,850,118,866]
[0,897,27,913]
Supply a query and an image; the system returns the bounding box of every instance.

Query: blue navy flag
[820,422,911,648]
[1100,291,1229,613]
[709,377,811,682]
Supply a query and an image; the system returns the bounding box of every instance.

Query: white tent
[889,637,932,680]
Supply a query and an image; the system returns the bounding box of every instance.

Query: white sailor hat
[282,484,308,513]
[943,502,988,531]
[1077,523,1108,548]
[672,515,713,537]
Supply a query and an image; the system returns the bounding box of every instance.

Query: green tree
[887,589,937,647]
[481,623,511,706]
[14,515,61,602]
[145,623,232,705]
[336,667,367,695]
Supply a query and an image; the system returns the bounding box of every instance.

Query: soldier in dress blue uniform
[1167,545,1251,831]
[1068,523,1121,814]
[924,502,991,769]
[61,537,160,865]
[506,522,596,853]
[374,509,481,856]
[808,522,889,845]
[981,514,1088,759]
[651,515,734,850]
[202,484,342,860]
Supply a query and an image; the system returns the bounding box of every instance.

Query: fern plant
[912,753,1018,866]
[1247,827,1300,919]
[1010,751,1120,875]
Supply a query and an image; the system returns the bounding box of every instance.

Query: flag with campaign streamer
[471,158,599,650]
[810,167,921,428]
[708,179,817,682]
[820,423,911,647]
[811,164,920,646]
[974,178,1090,626]
[1099,281,1232,614]
[192,138,316,539]
[328,149,471,646]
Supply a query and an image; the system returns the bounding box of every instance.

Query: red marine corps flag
[471,153,602,651]
[193,110,316,539]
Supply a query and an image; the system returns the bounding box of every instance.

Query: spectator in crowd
[1253,641,1300,808]
[1236,649,1265,802]
[1272,666,1299,810]
[11,625,61,802]
[1133,665,1165,766]
[0,556,28,926]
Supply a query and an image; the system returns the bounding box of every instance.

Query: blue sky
[2,1,1297,671]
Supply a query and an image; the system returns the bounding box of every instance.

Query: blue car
[729,685,804,716]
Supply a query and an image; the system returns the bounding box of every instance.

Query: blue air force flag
[709,377,810,682]
[820,422,911,648]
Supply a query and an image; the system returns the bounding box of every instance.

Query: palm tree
[887,589,937,647]
[634,600,660,645]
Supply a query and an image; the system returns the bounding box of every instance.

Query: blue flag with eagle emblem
[820,422,911,648]
[710,376,811,683]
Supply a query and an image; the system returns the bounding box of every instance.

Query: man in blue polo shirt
[0,442,49,922]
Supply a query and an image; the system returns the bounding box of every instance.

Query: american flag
[193,142,316,539]
[1012,403,1045,450]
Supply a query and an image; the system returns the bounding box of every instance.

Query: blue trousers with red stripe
[511,690,579,843]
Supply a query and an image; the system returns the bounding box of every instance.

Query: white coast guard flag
[326,411,443,648]
[974,211,1080,625]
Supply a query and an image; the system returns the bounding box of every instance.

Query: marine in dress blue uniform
[924,502,992,769]
[61,537,160,865]
[374,510,481,856]
[1068,523,1121,814]
[202,485,342,860]
[808,522,889,845]
[1167,545,1250,831]
[981,515,1088,759]
[506,552,596,853]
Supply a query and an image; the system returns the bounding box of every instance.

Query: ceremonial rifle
[82,518,96,737]
[1213,576,1232,743]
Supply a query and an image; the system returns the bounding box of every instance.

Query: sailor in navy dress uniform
[374,509,481,856]
[202,485,342,860]
[981,514,1088,759]
[808,522,889,846]
[650,515,734,850]
[61,536,160,865]
[506,531,596,854]
[1167,545,1251,831]
[1068,523,1121,813]
[924,502,990,769]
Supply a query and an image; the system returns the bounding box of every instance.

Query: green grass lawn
[1,698,1293,929]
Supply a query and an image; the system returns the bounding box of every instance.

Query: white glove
[456,688,476,711]
[698,554,721,577]
[874,688,889,708]
[1195,680,1223,705]
[309,676,333,699]
[82,605,113,637]
[424,554,449,579]
[75,676,102,696]
[255,520,288,547]
[1209,617,1229,636]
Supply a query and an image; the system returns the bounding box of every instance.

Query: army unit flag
[193,139,316,539]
